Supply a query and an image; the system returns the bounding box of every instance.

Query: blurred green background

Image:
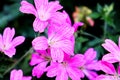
[0,0,120,80]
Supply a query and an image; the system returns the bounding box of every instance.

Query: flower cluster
[1,0,120,80]
[19,0,120,78]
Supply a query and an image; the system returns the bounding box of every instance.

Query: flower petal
[33,18,48,32]
[61,40,74,55]
[56,25,74,40]
[117,66,120,75]
[95,75,111,80]
[34,0,48,10]
[22,76,32,80]
[10,69,23,80]
[32,61,48,78]
[102,39,120,53]
[85,60,100,70]
[56,67,68,80]
[119,36,120,48]
[32,36,48,50]
[4,48,16,58]
[84,48,97,61]
[29,53,44,66]
[52,39,74,56]
[67,67,82,80]
[46,62,58,77]
[102,53,119,63]
[3,27,15,46]
[48,1,63,12]
[73,22,84,32]
[83,70,98,80]
[62,11,72,25]
[0,34,3,50]
[50,12,67,26]
[99,61,116,74]
[12,36,25,47]
[20,0,36,16]
[60,26,74,39]
[51,48,64,62]
[69,54,85,67]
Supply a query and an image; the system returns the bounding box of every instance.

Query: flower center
[79,66,85,70]
[62,62,68,67]
[48,38,58,47]
[107,73,120,80]
[45,56,52,61]
[48,41,55,46]
[38,6,50,21]
[41,54,52,61]
[39,14,47,21]
[2,44,7,51]
[113,74,120,80]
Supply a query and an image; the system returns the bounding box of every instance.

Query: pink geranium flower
[95,61,120,80]
[102,37,120,63]
[32,25,74,62]
[10,69,31,80]
[29,50,52,78]
[78,48,99,80]
[46,54,84,80]
[20,0,63,32]
[0,27,25,57]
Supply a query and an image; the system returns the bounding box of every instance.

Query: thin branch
[3,47,33,76]
[81,31,99,39]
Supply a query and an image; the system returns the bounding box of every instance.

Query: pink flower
[32,25,74,62]
[29,50,51,78]
[95,61,120,80]
[79,48,99,80]
[102,37,120,63]
[10,69,31,80]
[0,27,25,57]
[46,54,84,80]
[20,0,63,32]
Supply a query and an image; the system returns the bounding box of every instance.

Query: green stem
[37,32,41,36]
[3,47,33,76]
[81,31,99,39]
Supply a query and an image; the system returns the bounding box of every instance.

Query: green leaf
[89,12,100,19]
[75,37,89,53]
[103,3,114,17]
[76,37,89,43]
[109,3,114,13]
[106,16,115,29]
[75,42,82,53]
[87,38,101,47]
[97,4,103,13]
[95,46,104,59]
